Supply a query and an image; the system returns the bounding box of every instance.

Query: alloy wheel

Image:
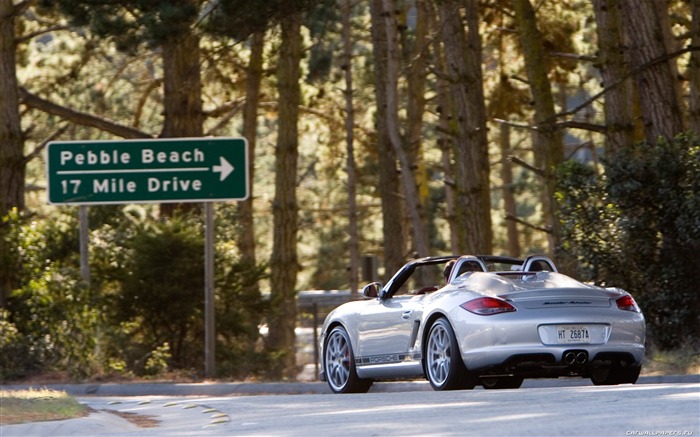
[427,322,452,387]
[325,329,351,391]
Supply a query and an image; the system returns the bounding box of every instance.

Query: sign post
[47,137,248,378]
[204,202,216,377]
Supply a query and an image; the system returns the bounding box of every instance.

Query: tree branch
[495,117,607,134]
[9,0,32,18]
[549,52,597,63]
[17,26,71,44]
[133,79,162,129]
[205,101,244,136]
[435,124,458,138]
[557,120,607,134]
[554,45,700,121]
[204,97,246,118]
[494,118,537,131]
[510,75,530,85]
[505,214,551,233]
[508,155,546,177]
[19,88,154,139]
[23,124,70,165]
[565,141,594,160]
[503,46,700,130]
[258,101,374,137]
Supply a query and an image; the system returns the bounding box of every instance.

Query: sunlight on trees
[1,0,697,379]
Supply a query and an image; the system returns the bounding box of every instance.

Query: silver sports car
[319,255,645,393]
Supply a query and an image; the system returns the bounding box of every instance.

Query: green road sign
[46,137,248,205]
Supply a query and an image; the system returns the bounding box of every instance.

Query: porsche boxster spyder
[319,255,645,393]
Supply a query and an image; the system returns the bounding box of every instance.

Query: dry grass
[643,349,700,376]
[103,410,160,428]
[0,388,88,425]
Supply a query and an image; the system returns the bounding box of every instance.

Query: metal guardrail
[296,289,362,311]
[296,290,365,379]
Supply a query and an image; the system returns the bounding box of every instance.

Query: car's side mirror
[362,282,382,298]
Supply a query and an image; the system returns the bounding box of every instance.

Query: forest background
[0,0,698,382]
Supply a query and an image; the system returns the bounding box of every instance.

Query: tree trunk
[429,5,459,254]
[463,0,492,254]
[619,0,685,143]
[267,12,302,380]
[238,31,264,273]
[511,0,564,257]
[500,124,521,257]
[369,0,406,277]
[0,0,24,307]
[0,0,24,216]
[159,30,204,216]
[592,0,637,155]
[236,30,263,356]
[375,0,430,259]
[405,0,429,217]
[438,0,492,254]
[341,0,360,294]
[688,0,700,135]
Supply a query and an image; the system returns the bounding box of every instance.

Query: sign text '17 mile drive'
[46,137,249,205]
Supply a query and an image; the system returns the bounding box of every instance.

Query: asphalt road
[2,377,698,436]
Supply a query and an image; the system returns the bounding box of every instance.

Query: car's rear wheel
[425,317,477,390]
[324,326,373,394]
[481,376,524,389]
[590,363,641,385]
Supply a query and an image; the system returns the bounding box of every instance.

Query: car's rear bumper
[448,304,645,376]
[461,345,644,378]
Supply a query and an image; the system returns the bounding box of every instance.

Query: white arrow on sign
[213,156,234,181]
[56,156,236,181]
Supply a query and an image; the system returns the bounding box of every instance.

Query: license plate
[556,325,591,343]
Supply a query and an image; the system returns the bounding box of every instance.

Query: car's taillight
[616,295,640,312]
[461,297,516,315]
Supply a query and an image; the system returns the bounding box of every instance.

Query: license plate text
[557,325,591,343]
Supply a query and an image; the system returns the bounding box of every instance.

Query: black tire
[481,376,524,390]
[324,326,373,394]
[590,364,641,385]
[425,317,477,390]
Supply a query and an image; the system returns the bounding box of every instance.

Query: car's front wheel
[324,326,373,394]
[425,317,477,390]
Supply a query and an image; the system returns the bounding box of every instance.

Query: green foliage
[205,0,319,42]
[100,213,206,373]
[555,161,628,285]
[143,342,172,376]
[93,210,271,378]
[0,310,23,381]
[557,133,700,349]
[608,134,700,349]
[39,0,199,51]
[1,210,99,380]
[215,259,271,377]
[1,206,270,380]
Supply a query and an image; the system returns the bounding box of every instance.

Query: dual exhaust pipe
[564,350,588,365]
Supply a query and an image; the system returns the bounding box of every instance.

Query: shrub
[1,211,99,380]
[2,206,270,380]
[95,209,270,378]
[557,133,700,349]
